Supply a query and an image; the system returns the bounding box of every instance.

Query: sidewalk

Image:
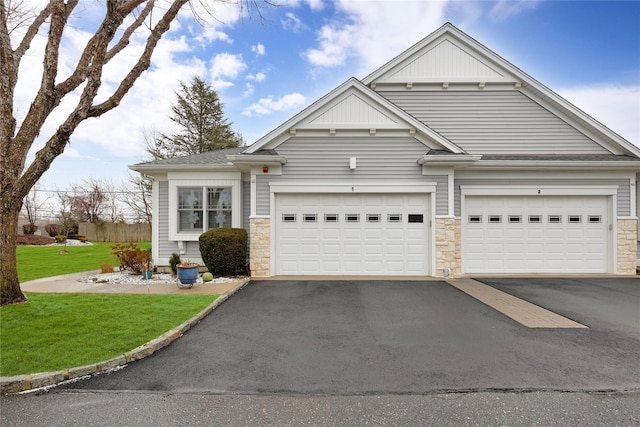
[21,271,246,295]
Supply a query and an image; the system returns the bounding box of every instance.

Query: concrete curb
[0,280,250,395]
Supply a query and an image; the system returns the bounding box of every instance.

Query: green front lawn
[0,292,217,376]
[17,242,151,282]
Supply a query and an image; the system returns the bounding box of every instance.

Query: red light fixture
[262,166,269,173]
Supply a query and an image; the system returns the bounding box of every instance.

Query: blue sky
[16,0,640,192]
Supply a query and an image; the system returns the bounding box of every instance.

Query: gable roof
[243,77,464,154]
[364,22,640,158]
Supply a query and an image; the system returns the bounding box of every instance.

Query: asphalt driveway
[56,279,640,394]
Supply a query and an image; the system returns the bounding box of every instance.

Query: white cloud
[489,0,542,22]
[251,43,266,56]
[243,83,255,97]
[558,84,640,148]
[282,12,308,33]
[243,93,307,115]
[247,72,266,82]
[303,1,449,74]
[210,53,247,79]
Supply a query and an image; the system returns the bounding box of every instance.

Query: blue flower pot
[177,265,198,285]
[142,270,153,280]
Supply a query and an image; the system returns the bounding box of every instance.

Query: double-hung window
[178,187,232,232]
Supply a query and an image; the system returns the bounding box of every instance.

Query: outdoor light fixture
[349,157,357,170]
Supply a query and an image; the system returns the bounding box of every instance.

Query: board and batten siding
[256,136,432,214]
[381,90,609,155]
[454,178,630,217]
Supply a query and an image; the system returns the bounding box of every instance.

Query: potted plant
[176,261,199,288]
[140,250,153,280]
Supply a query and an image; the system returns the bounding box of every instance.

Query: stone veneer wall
[617,218,638,274]
[250,217,270,277]
[435,217,461,277]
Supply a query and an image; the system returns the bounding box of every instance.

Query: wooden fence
[79,222,151,242]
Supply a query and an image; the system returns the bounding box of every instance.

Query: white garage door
[275,193,430,275]
[463,196,609,274]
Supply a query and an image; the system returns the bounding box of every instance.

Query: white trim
[168,178,242,241]
[460,185,618,197]
[269,182,438,194]
[630,179,637,218]
[151,179,160,266]
[447,171,454,217]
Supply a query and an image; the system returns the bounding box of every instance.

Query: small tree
[21,184,50,233]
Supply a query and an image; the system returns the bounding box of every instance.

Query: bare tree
[21,183,51,233]
[0,1,272,305]
[121,172,153,224]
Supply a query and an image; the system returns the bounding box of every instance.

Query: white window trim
[169,178,242,241]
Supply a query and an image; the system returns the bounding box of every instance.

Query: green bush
[199,228,247,277]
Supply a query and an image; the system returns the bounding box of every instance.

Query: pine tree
[146,77,243,160]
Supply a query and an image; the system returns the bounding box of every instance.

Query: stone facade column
[435,217,461,277]
[617,218,637,274]
[250,217,271,277]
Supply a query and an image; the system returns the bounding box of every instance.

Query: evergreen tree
[146,77,243,160]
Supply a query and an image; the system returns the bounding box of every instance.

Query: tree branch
[106,0,155,62]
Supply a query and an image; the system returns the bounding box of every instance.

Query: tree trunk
[0,204,26,305]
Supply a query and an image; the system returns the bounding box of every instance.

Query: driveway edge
[0,279,250,395]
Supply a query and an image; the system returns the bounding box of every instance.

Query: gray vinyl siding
[256,136,430,214]
[454,179,630,217]
[242,180,250,231]
[382,90,610,155]
[157,181,172,263]
[424,175,448,215]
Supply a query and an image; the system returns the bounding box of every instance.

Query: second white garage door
[275,193,430,275]
[463,195,610,274]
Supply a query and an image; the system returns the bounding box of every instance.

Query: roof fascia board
[471,160,640,170]
[129,164,239,174]
[244,77,465,154]
[226,154,287,165]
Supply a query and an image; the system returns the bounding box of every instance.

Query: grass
[16,242,151,283]
[0,292,218,376]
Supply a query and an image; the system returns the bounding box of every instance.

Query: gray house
[131,23,640,277]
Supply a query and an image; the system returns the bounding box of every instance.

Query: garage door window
[528,215,541,223]
[324,214,338,222]
[346,214,360,223]
[304,214,317,223]
[388,214,402,223]
[367,214,381,223]
[589,216,601,223]
[548,215,561,223]
[408,214,424,223]
[282,214,296,222]
[508,215,521,223]
[569,215,582,223]
[488,215,501,223]
[468,215,482,223]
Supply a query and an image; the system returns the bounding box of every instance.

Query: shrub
[168,252,181,275]
[111,243,152,274]
[199,228,247,277]
[22,224,38,235]
[16,235,55,245]
[101,263,115,273]
[76,235,89,243]
[44,223,61,237]
[55,235,67,243]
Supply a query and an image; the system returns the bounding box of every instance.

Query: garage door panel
[464,195,608,274]
[276,193,429,275]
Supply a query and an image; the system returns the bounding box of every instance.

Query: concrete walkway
[21,271,245,295]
